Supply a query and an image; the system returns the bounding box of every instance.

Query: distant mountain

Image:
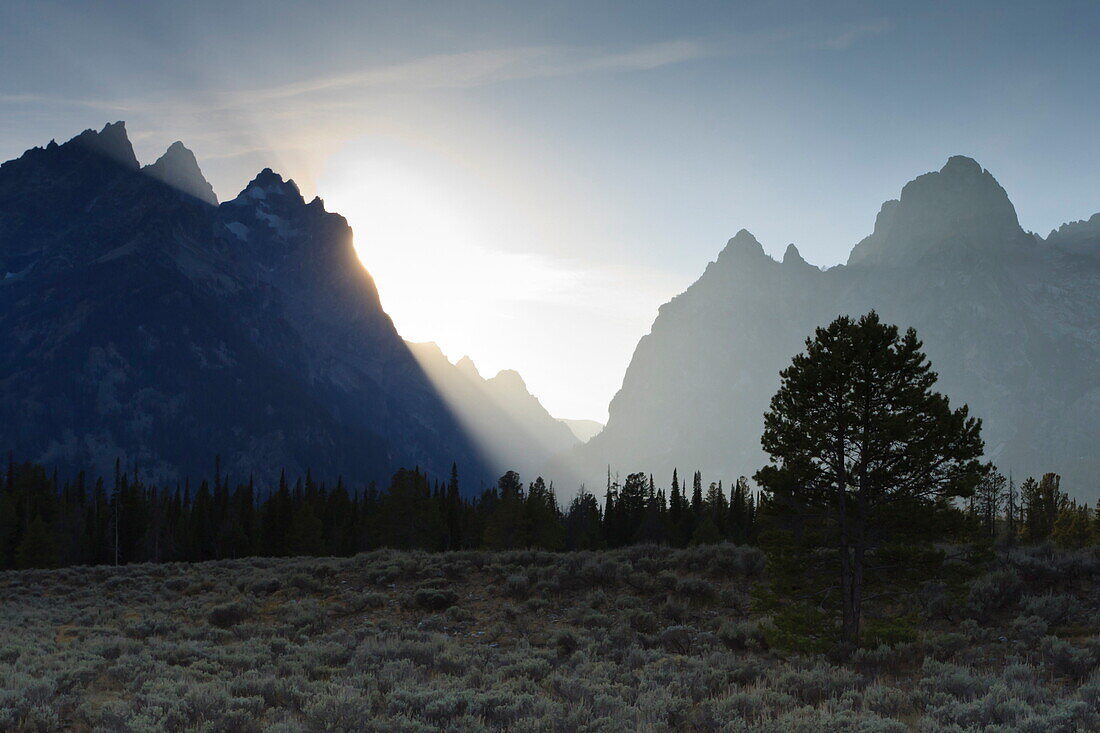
[559,419,603,443]
[571,156,1100,501]
[0,122,493,490]
[407,342,578,481]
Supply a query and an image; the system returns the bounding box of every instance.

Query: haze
[2,0,1098,422]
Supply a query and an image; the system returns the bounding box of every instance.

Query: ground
[1,544,1099,731]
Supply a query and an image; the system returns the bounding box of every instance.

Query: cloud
[0,19,892,198]
[1,19,891,115]
[819,19,893,50]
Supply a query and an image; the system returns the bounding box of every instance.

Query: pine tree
[526,476,564,550]
[564,486,602,550]
[445,463,463,550]
[1021,474,1066,542]
[755,312,986,648]
[15,514,57,569]
[483,471,530,549]
[975,470,1007,539]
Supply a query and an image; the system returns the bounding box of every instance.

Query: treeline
[0,458,760,569]
[969,470,1100,548]
[1,456,1097,571]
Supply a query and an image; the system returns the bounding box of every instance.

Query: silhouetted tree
[755,312,987,648]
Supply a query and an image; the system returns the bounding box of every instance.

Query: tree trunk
[838,484,857,650]
[851,493,866,648]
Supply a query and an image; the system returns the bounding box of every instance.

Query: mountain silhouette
[0,122,494,489]
[569,157,1100,501]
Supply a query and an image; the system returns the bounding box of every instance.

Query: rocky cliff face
[572,157,1100,501]
[0,123,491,489]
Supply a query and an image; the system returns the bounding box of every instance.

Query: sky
[2,1,1098,423]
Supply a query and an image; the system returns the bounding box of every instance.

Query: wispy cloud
[0,19,891,196]
[819,19,892,51]
[0,20,890,114]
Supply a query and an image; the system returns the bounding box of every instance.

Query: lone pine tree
[755,311,987,649]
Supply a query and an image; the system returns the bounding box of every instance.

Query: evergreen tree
[564,486,602,550]
[975,470,1007,539]
[483,471,530,549]
[15,514,57,569]
[526,477,565,550]
[445,463,463,550]
[289,503,325,556]
[1021,473,1066,542]
[1051,501,1092,549]
[755,312,986,648]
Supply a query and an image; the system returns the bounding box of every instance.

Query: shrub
[1020,593,1079,626]
[413,588,457,611]
[625,609,660,635]
[345,591,387,611]
[1040,636,1100,680]
[718,619,766,652]
[1009,615,1048,645]
[771,663,863,705]
[207,601,254,629]
[287,572,325,594]
[553,629,580,656]
[965,568,1023,621]
[659,626,694,654]
[675,577,716,601]
[304,686,374,732]
[250,577,282,594]
[504,574,529,599]
[659,598,688,623]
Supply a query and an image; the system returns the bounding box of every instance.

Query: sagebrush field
[3,543,1099,732]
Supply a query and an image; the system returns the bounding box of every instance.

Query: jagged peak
[455,356,481,380]
[719,229,767,259]
[1048,212,1100,239]
[65,121,139,170]
[1046,211,1100,256]
[143,141,217,205]
[231,167,304,206]
[782,243,809,267]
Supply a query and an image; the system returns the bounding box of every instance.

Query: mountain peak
[143,141,217,205]
[232,168,304,206]
[941,155,983,176]
[847,155,1027,267]
[782,243,810,267]
[720,229,766,259]
[455,356,481,380]
[490,369,528,393]
[67,121,139,170]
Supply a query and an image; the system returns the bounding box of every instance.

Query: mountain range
[0,122,569,491]
[4,124,1099,502]
[569,155,1100,501]
[406,341,580,481]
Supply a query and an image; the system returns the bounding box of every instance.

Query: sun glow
[317,137,580,383]
[316,135,684,424]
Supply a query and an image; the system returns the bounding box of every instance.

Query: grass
[1,544,1098,731]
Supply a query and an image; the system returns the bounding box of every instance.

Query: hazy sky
[2,1,1098,422]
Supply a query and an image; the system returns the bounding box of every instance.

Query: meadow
[2,543,1099,732]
